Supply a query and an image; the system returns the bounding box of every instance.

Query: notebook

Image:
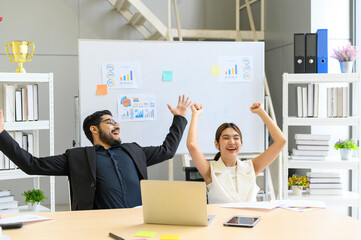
[140,180,215,226]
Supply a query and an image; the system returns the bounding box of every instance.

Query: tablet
[223,215,261,228]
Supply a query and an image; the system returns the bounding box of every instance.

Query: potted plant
[334,139,359,160]
[331,42,359,73]
[22,189,47,211]
[288,175,309,196]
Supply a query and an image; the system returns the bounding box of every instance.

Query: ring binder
[305,33,317,73]
[294,33,306,73]
[316,29,328,73]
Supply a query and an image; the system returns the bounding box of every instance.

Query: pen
[109,232,125,240]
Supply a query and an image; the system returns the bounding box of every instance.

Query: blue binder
[317,29,328,73]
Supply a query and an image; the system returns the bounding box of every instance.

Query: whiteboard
[79,40,264,154]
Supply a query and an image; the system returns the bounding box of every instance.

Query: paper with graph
[102,61,141,89]
[117,94,156,121]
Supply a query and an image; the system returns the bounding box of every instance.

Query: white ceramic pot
[28,202,40,211]
[291,185,303,196]
[340,149,352,160]
[340,61,354,73]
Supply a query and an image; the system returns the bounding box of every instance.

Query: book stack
[307,172,343,195]
[296,83,319,118]
[2,83,39,122]
[327,86,349,118]
[291,134,330,160]
[0,131,33,170]
[0,190,19,214]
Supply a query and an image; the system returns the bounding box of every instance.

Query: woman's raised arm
[250,102,286,176]
[186,103,212,184]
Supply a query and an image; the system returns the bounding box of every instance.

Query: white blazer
[206,158,260,204]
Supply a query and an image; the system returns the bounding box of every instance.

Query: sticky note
[162,71,173,81]
[96,84,107,95]
[134,231,157,238]
[211,65,221,75]
[160,234,181,240]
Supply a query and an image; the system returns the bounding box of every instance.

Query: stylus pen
[109,232,125,240]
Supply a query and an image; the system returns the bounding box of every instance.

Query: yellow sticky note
[211,65,221,75]
[96,84,107,95]
[134,231,157,238]
[160,234,181,240]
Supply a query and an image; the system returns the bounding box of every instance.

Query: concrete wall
[0,0,237,206]
[264,0,353,214]
[0,0,354,210]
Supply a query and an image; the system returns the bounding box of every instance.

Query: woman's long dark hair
[214,123,243,160]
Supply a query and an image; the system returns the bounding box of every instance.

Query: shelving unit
[0,72,55,212]
[282,73,361,219]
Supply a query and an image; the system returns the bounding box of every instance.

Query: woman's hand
[250,102,264,114]
[190,103,203,116]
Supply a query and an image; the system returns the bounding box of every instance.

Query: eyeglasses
[100,118,119,126]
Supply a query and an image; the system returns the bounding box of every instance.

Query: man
[0,95,191,210]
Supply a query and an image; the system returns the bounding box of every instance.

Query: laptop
[140,180,215,226]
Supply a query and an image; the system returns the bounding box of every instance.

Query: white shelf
[4,121,50,131]
[282,73,361,218]
[287,117,360,126]
[287,191,360,206]
[0,169,45,180]
[0,72,50,83]
[288,159,360,169]
[283,73,361,84]
[0,72,55,212]
[19,205,50,213]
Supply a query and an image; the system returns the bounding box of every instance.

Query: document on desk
[276,200,327,212]
[221,200,327,211]
[0,214,52,224]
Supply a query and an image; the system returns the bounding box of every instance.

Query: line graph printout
[117,94,156,122]
[102,61,141,89]
[219,56,253,82]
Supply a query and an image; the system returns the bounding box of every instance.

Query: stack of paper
[0,190,19,215]
[291,134,330,160]
[221,200,327,212]
[307,172,343,195]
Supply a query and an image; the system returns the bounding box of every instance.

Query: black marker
[109,232,125,240]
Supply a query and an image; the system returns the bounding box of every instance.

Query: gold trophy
[5,41,35,73]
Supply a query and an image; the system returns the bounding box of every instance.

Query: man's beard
[99,128,122,146]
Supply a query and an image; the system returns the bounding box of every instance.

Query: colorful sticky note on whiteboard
[96,84,107,95]
[162,71,173,81]
[211,65,221,75]
[160,234,181,240]
[134,231,157,238]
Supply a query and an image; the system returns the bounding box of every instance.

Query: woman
[186,102,286,203]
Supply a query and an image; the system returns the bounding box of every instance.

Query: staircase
[106,0,264,41]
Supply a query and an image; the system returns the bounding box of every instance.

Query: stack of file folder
[294,29,328,74]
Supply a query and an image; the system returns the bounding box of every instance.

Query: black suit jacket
[0,115,187,210]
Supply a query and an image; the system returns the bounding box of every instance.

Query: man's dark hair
[83,110,112,144]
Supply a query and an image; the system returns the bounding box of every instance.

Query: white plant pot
[340,149,352,160]
[340,61,354,73]
[291,185,303,196]
[28,202,40,211]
